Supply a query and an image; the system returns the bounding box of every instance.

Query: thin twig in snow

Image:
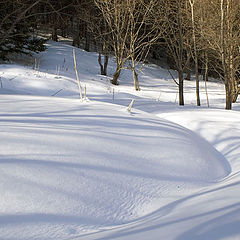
[51,89,63,96]
[168,69,179,86]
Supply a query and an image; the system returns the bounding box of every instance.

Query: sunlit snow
[0,40,239,240]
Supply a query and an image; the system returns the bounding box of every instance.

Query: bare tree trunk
[185,48,191,80]
[179,68,184,106]
[81,21,90,52]
[133,70,140,91]
[204,52,210,107]
[203,52,209,82]
[112,65,121,85]
[232,72,240,103]
[230,52,236,103]
[132,59,140,91]
[221,0,232,109]
[189,0,200,106]
[52,26,58,42]
[72,34,80,47]
[84,31,90,52]
[178,1,184,106]
[98,53,108,76]
[103,55,109,76]
[195,58,200,106]
[72,19,81,47]
[225,84,232,109]
[98,53,104,75]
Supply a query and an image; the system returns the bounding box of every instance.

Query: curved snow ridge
[154,113,232,183]
[0,95,231,239]
[159,109,240,174]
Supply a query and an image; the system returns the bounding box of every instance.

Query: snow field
[0,40,239,240]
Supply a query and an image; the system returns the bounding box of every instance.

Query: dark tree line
[1,0,240,109]
[0,0,46,60]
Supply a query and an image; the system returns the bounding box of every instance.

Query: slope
[0,39,239,240]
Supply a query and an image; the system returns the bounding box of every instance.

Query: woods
[0,0,240,109]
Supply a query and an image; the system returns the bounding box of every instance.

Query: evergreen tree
[0,0,46,60]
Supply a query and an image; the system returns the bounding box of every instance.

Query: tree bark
[52,26,58,42]
[178,1,184,106]
[103,55,109,76]
[189,0,200,106]
[84,32,90,52]
[203,52,209,82]
[133,70,140,91]
[98,53,108,76]
[185,49,191,80]
[179,68,184,105]
[132,59,140,91]
[112,66,121,85]
[221,0,232,109]
[204,52,210,107]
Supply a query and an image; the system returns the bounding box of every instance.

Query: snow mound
[0,95,230,240]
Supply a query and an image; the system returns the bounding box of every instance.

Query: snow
[0,40,239,240]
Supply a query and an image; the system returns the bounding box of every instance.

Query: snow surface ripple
[0,95,230,240]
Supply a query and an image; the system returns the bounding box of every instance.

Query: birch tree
[189,0,201,106]
[199,0,240,109]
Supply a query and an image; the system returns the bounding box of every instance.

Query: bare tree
[95,0,130,85]
[158,0,191,105]
[220,0,240,108]
[125,0,161,90]
[73,0,110,75]
[189,0,201,106]
[95,0,161,89]
[198,0,240,109]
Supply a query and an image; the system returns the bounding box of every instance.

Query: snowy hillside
[0,41,239,240]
